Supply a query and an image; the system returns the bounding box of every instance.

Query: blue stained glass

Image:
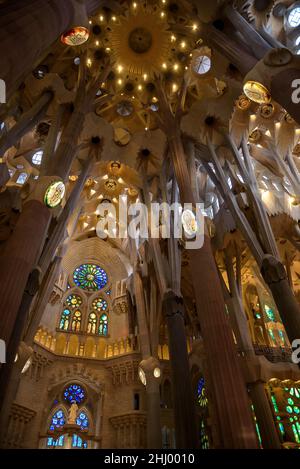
[72,434,87,449]
[49,409,65,431]
[63,384,86,404]
[76,411,89,430]
[73,264,108,291]
[99,313,108,336]
[92,298,108,312]
[60,309,71,331]
[197,377,208,408]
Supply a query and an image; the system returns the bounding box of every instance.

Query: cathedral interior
[0,0,300,450]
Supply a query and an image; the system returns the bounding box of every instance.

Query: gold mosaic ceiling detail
[107,5,171,78]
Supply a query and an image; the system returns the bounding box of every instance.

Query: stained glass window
[200,421,209,449]
[63,384,86,404]
[47,435,65,448]
[16,172,28,185]
[105,289,112,296]
[197,377,208,408]
[73,264,108,291]
[264,305,275,322]
[32,150,43,166]
[251,404,263,448]
[76,411,89,430]
[49,409,65,431]
[87,312,97,334]
[71,310,82,332]
[59,309,71,331]
[72,434,88,449]
[66,294,83,309]
[288,7,300,27]
[92,298,108,312]
[269,384,300,443]
[99,313,108,336]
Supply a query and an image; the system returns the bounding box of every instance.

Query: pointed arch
[59,308,71,331]
[99,313,108,336]
[71,310,82,332]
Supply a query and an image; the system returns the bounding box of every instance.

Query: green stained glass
[271,395,279,413]
[295,407,300,414]
[251,405,262,448]
[279,423,285,436]
[288,398,294,405]
[264,305,275,322]
[287,406,293,413]
[292,424,300,443]
[99,313,108,336]
[73,264,108,291]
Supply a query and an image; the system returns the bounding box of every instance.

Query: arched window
[63,384,86,405]
[197,377,208,408]
[47,409,66,448]
[76,411,89,430]
[16,172,28,185]
[99,313,108,336]
[59,309,71,331]
[87,312,97,334]
[72,434,88,449]
[49,409,65,431]
[71,310,82,332]
[269,382,300,445]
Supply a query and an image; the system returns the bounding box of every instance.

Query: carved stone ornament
[263,48,293,67]
[260,255,287,285]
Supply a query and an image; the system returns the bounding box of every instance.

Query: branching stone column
[163,293,198,449]
[167,133,257,448]
[0,0,104,98]
[154,84,258,446]
[261,255,300,345]
[133,269,162,449]
[0,196,51,345]
[0,91,54,156]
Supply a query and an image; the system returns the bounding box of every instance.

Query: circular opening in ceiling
[193,55,211,75]
[141,148,151,157]
[205,116,215,126]
[288,6,300,27]
[117,100,134,117]
[128,27,153,54]
[93,25,102,35]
